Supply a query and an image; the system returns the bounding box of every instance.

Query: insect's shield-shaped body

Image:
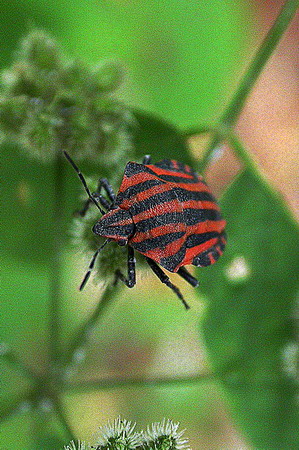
[93,207,135,246]
[64,150,226,308]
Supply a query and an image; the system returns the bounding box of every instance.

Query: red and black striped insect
[64,152,226,309]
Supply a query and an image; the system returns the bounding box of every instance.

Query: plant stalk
[49,151,66,373]
[63,372,214,393]
[63,282,120,368]
[1,349,38,382]
[198,0,299,172]
[53,397,77,441]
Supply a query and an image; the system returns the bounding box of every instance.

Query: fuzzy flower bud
[141,419,190,450]
[94,417,141,449]
[0,30,132,164]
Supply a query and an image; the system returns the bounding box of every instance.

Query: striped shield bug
[64,152,226,309]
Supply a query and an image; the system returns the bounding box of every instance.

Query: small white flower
[142,418,191,449]
[64,440,88,450]
[95,417,141,449]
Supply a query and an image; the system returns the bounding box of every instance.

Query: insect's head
[92,207,134,246]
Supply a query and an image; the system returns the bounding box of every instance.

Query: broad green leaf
[198,169,299,449]
[132,109,194,165]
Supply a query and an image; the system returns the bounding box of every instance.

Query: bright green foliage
[199,169,299,449]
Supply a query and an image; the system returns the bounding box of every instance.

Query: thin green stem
[63,372,214,393]
[197,0,299,172]
[53,397,76,441]
[222,0,299,127]
[227,132,261,174]
[63,282,120,368]
[49,152,66,372]
[1,348,38,382]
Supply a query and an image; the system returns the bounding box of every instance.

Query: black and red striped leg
[177,267,199,288]
[115,246,136,288]
[145,257,190,310]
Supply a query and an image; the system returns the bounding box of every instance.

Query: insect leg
[115,246,136,288]
[77,194,110,217]
[177,267,199,288]
[142,155,151,164]
[98,178,116,204]
[79,239,109,290]
[64,151,105,215]
[77,198,93,217]
[92,193,110,210]
[145,257,190,310]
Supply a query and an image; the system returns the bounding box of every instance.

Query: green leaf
[198,170,299,449]
[132,109,194,165]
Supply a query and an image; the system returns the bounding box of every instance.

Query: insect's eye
[117,239,127,246]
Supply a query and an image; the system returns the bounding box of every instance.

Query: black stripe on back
[173,187,216,203]
[129,189,216,217]
[130,189,177,216]
[135,212,182,233]
[135,209,221,233]
[186,232,221,248]
[155,174,199,184]
[116,179,166,205]
[131,231,185,253]
[124,162,160,178]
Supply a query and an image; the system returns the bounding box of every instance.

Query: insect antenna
[63,151,106,215]
[80,239,110,290]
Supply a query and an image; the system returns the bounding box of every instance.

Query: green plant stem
[197,0,299,172]
[63,372,214,393]
[228,132,262,174]
[1,349,38,382]
[49,152,66,371]
[63,282,120,368]
[53,397,76,441]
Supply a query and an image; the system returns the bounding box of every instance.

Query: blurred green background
[1,0,299,449]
